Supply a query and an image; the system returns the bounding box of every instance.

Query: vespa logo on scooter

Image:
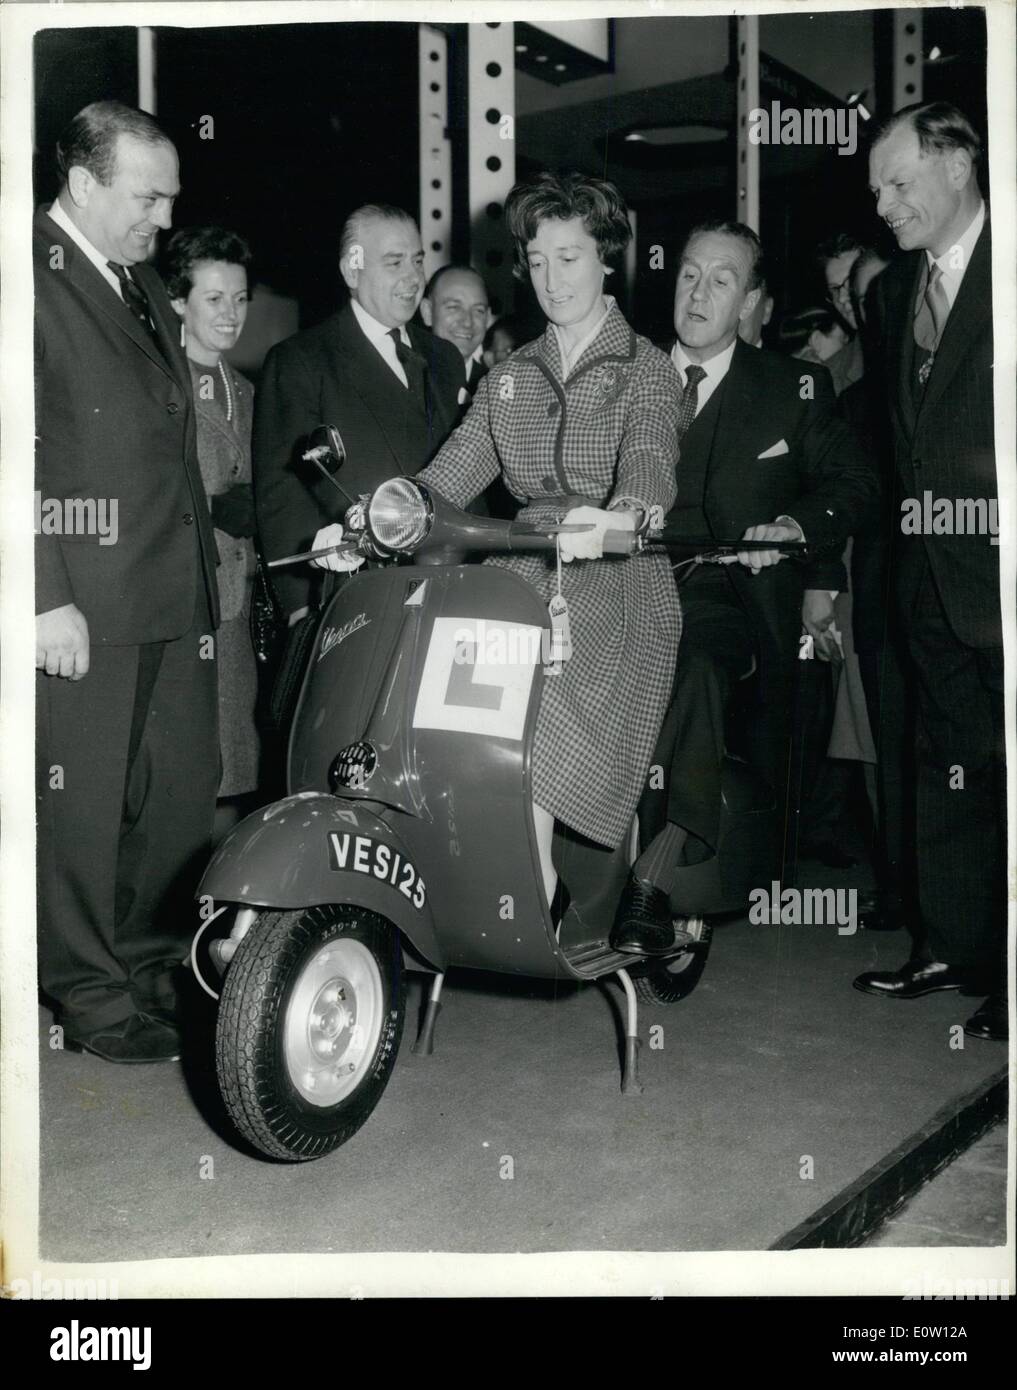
[317,612,371,662]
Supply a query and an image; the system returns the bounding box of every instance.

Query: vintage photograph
[2,0,1013,1311]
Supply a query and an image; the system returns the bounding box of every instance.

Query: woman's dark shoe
[610,876,676,956]
[963,994,1008,1041]
[853,958,966,999]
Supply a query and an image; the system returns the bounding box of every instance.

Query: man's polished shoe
[964,994,1008,1042]
[610,876,678,956]
[64,1012,182,1064]
[853,958,966,999]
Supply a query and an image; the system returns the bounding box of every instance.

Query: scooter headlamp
[367,478,433,553]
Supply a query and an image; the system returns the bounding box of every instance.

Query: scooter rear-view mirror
[301,424,358,507]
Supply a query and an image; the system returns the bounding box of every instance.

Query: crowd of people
[34,96,1005,1066]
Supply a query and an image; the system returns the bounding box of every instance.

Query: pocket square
[457,387,470,406]
[757,439,789,459]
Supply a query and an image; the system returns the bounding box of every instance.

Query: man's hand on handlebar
[309,524,366,573]
[559,506,636,562]
[730,520,804,574]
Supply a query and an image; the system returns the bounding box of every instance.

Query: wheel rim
[664,917,708,974]
[284,937,384,1107]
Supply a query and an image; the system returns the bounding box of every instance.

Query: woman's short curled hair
[163,226,253,301]
[505,172,632,281]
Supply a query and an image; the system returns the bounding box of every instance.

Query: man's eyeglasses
[826,276,853,302]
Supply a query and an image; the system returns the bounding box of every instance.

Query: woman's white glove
[309,523,366,572]
[559,506,636,562]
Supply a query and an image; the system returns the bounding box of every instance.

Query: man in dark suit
[35,102,220,1062]
[254,205,465,621]
[853,103,1005,1041]
[613,219,875,954]
[420,264,491,401]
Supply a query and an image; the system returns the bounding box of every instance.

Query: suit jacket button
[183,513,194,525]
[167,401,179,414]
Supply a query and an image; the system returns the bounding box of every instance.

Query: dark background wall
[33,10,987,342]
[34,23,420,328]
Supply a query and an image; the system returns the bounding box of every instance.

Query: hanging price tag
[546,536,572,674]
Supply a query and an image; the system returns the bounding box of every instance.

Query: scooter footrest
[563,940,648,978]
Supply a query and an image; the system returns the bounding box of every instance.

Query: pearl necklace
[217,359,234,424]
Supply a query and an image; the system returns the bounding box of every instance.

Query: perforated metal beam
[419,25,453,284]
[466,21,516,317]
[735,15,760,233]
[892,10,923,110]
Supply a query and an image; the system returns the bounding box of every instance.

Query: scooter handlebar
[601,530,639,555]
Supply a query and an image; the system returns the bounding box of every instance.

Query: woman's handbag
[250,550,285,667]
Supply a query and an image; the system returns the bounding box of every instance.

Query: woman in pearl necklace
[166,226,261,835]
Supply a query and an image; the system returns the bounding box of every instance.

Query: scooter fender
[197,792,445,970]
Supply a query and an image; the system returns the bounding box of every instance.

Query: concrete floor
[39,901,1008,1261]
[865,1121,1009,1247]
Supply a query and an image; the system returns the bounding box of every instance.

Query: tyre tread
[216,906,404,1162]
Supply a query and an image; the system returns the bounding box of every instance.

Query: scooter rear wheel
[632,918,712,1004]
[216,904,404,1161]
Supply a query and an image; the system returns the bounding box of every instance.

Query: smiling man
[253,204,464,619]
[35,102,221,1062]
[625,219,875,949]
[852,103,1005,1042]
[420,264,492,393]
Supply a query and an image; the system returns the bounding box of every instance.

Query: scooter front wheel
[216,904,404,1161]
[632,918,712,1004]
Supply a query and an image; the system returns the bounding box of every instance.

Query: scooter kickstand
[412,972,445,1056]
[615,968,644,1095]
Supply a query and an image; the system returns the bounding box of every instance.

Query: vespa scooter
[191,428,804,1162]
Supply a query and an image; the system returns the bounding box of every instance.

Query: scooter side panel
[379,566,566,977]
[287,570,416,803]
[197,793,447,969]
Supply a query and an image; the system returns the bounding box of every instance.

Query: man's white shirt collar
[350,297,410,348]
[928,200,985,308]
[350,297,411,386]
[465,345,484,382]
[670,337,738,415]
[46,199,126,298]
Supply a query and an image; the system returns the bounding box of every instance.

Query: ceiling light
[623,124,727,146]
[928,46,942,61]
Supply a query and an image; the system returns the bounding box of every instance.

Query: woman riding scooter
[313,171,683,953]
